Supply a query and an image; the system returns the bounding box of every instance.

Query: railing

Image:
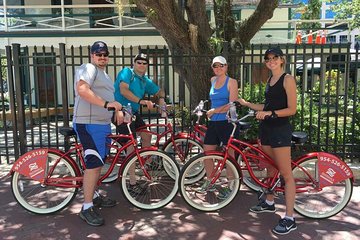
[0,3,356,48]
[0,3,153,32]
[0,42,359,164]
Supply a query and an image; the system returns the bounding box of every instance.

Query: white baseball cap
[212,56,227,66]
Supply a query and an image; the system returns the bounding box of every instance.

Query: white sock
[265,199,275,206]
[82,202,93,210]
[285,216,294,221]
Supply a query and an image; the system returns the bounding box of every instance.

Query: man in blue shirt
[114,53,165,193]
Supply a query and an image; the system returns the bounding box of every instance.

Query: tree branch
[235,0,278,45]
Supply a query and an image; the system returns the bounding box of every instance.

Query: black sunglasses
[136,61,148,65]
[95,53,109,57]
[212,64,225,68]
[264,55,280,63]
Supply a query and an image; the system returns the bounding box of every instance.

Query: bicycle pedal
[273,191,284,197]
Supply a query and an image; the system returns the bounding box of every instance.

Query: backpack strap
[130,68,135,83]
[89,63,98,88]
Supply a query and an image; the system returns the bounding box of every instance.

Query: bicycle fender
[161,134,193,150]
[173,132,191,139]
[203,150,224,156]
[10,149,49,181]
[317,152,354,187]
[203,150,238,163]
[125,146,158,160]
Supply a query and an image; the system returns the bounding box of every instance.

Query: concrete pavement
[0,163,359,240]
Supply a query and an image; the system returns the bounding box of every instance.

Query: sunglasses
[136,61,148,65]
[95,53,109,57]
[212,64,225,68]
[264,55,280,63]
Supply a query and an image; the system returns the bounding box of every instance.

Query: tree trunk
[133,0,278,104]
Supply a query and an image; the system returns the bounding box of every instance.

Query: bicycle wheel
[292,157,353,219]
[179,153,241,212]
[120,150,179,210]
[11,150,79,215]
[163,137,204,183]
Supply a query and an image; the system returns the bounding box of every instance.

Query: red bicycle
[179,103,354,219]
[9,109,180,214]
[102,103,204,183]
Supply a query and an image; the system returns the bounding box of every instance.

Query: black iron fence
[0,42,359,164]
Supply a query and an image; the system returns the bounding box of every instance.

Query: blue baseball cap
[264,47,284,59]
[91,41,109,54]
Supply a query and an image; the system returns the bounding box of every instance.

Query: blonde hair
[280,56,286,69]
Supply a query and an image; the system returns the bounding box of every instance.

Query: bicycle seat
[292,131,308,144]
[238,122,252,130]
[59,127,77,137]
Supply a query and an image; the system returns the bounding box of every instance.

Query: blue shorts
[73,123,111,169]
[259,122,292,148]
[204,120,239,146]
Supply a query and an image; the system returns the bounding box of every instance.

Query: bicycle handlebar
[107,107,133,115]
[227,101,255,124]
[192,100,209,115]
[107,106,136,123]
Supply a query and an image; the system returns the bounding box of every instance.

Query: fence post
[12,43,27,155]
[5,45,20,162]
[59,43,69,126]
[59,43,71,151]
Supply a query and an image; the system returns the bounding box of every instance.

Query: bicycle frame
[205,121,354,194]
[135,105,206,163]
[9,121,158,189]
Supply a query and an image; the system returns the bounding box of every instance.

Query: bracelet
[137,99,142,104]
[271,110,278,119]
[103,101,109,109]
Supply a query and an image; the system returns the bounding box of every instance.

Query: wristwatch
[271,110,278,119]
[104,101,109,109]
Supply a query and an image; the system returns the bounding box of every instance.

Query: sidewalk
[0,163,359,240]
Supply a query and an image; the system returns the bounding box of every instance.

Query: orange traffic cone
[321,30,327,44]
[295,30,302,44]
[307,30,313,44]
[315,30,321,44]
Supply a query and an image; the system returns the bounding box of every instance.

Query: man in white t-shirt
[73,41,122,226]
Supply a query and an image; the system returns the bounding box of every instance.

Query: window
[206,10,211,21]
[51,0,72,15]
[231,10,240,21]
[340,35,348,43]
[327,35,336,43]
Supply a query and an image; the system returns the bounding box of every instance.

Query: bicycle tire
[292,157,353,219]
[163,137,204,183]
[179,153,241,212]
[120,150,179,210]
[11,150,79,214]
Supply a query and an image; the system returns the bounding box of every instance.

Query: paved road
[0,164,359,240]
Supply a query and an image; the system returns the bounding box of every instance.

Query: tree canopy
[124,0,278,104]
[330,0,360,31]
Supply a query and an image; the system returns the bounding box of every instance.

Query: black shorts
[114,113,146,142]
[203,120,239,146]
[259,122,292,148]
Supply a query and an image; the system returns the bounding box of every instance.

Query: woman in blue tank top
[238,47,298,235]
[196,56,239,199]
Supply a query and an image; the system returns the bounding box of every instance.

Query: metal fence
[0,42,359,164]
